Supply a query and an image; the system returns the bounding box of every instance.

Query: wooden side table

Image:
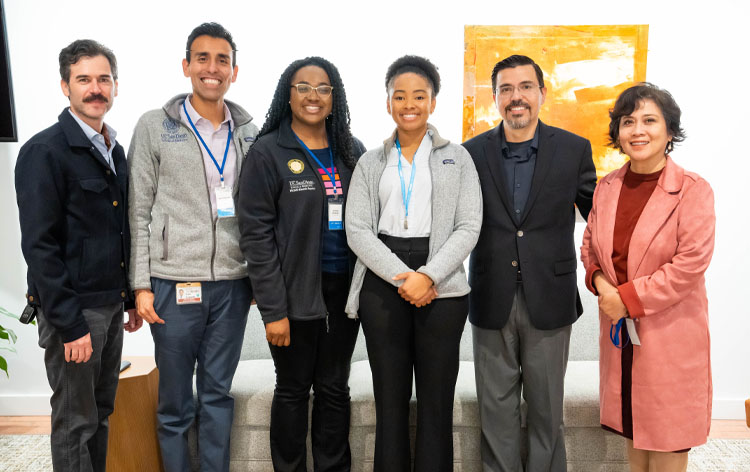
[107,356,163,472]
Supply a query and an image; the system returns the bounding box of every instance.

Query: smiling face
[289,65,333,130]
[182,35,237,105]
[60,54,117,131]
[493,64,546,132]
[386,72,436,135]
[618,99,671,173]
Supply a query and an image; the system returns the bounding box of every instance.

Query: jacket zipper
[426,146,438,260]
[295,141,329,320]
[184,123,217,281]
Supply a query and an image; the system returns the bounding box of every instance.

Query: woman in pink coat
[581,83,715,472]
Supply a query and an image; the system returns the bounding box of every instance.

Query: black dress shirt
[500,125,539,224]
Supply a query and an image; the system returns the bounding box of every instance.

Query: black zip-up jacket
[238,119,365,323]
[16,109,132,342]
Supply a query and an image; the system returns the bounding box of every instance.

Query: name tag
[328,198,343,231]
[176,282,202,305]
[215,186,235,218]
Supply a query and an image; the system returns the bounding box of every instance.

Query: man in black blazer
[463,55,596,471]
[15,39,141,472]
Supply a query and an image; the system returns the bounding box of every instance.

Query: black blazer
[463,121,596,330]
[16,109,131,342]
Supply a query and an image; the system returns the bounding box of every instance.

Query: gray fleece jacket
[128,94,258,290]
[345,125,482,317]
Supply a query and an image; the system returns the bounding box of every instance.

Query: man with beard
[462,55,596,471]
[16,39,142,471]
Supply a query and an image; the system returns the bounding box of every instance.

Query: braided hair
[259,57,356,169]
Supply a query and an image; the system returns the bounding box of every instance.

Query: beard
[505,115,531,129]
[504,99,532,129]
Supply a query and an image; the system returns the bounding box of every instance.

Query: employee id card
[328,198,343,230]
[215,185,236,218]
[176,282,202,305]
[625,318,641,346]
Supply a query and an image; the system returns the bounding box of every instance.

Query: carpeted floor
[1,435,749,471]
[0,435,52,471]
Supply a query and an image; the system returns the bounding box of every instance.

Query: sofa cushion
[230,358,600,430]
[204,355,618,471]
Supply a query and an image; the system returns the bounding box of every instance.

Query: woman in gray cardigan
[345,56,482,472]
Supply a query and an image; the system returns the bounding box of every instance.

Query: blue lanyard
[294,134,337,195]
[395,138,417,223]
[183,101,232,186]
[609,318,630,349]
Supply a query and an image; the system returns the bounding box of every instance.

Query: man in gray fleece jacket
[127,23,257,472]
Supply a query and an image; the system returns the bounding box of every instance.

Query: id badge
[328,198,343,231]
[176,282,202,305]
[215,185,236,218]
[625,318,641,346]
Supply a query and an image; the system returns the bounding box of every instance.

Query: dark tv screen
[0,0,17,142]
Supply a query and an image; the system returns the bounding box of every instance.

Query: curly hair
[385,55,441,96]
[608,82,685,154]
[258,57,356,169]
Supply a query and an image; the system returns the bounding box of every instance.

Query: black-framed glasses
[496,83,542,97]
[291,83,334,97]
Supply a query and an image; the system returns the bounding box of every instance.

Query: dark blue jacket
[16,109,132,342]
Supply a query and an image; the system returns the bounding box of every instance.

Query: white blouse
[377,131,433,237]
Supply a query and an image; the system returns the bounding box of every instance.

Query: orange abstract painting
[463,25,649,178]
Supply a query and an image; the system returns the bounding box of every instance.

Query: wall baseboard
[712,398,747,420]
[0,395,52,415]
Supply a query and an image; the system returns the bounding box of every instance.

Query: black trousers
[269,272,360,472]
[359,235,469,472]
[37,303,123,472]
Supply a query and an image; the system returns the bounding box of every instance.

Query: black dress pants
[269,272,360,472]
[359,235,468,472]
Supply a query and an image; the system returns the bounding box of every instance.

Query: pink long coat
[580,156,715,451]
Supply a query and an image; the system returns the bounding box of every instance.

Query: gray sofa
[191,273,627,471]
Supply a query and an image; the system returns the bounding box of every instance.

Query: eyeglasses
[495,83,542,97]
[290,83,334,97]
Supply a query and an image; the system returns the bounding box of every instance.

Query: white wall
[1,0,748,418]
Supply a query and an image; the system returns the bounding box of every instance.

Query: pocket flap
[79,178,108,193]
[554,258,578,275]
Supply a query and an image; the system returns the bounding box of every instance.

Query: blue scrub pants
[150,277,252,472]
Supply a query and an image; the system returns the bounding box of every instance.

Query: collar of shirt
[67,108,117,151]
[500,122,539,162]
[390,128,433,167]
[182,94,233,132]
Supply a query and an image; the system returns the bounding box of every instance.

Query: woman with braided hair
[238,56,365,472]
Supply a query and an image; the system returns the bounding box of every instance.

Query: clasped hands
[393,271,437,307]
[592,271,628,325]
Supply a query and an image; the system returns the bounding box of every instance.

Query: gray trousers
[37,303,124,472]
[472,285,571,472]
